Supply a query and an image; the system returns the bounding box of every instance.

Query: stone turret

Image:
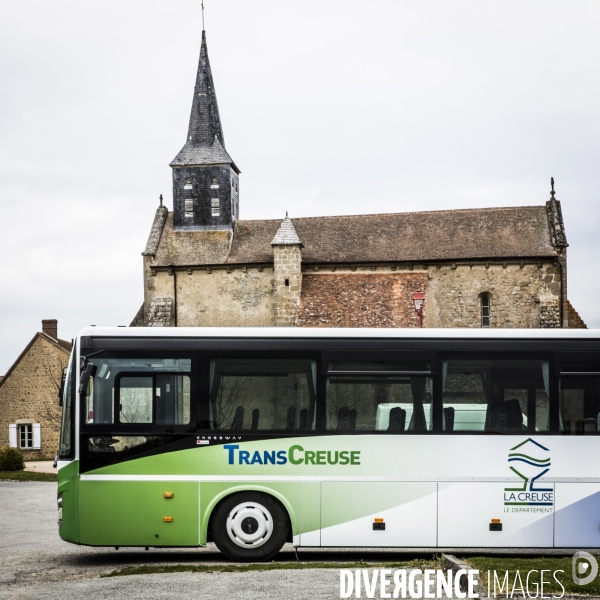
[271,213,303,326]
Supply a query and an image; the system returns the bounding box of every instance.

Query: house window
[481,294,491,328]
[210,178,219,189]
[19,424,33,449]
[185,199,193,217]
[183,179,193,191]
[211,198,220,217]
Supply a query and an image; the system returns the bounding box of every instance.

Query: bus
[57,327,600,561]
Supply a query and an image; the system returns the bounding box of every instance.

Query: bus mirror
[58,368,67,406]
[79,363,96,394]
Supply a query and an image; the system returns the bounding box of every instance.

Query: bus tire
[211,492,289,562]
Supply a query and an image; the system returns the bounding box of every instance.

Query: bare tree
[40,350,70,428]
[120,386,153,424]
[214,376,252,428]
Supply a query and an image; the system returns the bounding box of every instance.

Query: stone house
[132,30,585,330]
[0,320,72,460]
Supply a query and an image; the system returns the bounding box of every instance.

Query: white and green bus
[57,327,600,561]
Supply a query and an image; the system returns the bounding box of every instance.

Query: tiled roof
[147,205,559,266]
[0,333,71,390]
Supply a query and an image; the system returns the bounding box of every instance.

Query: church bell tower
[170,30,240,231]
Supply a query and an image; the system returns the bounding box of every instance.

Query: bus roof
[78,326,600,341]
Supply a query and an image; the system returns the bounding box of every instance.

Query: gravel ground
[0,480,592,599]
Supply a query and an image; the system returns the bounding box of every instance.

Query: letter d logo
[573,551,598,586]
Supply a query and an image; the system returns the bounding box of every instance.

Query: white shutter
[9,424,17,448]
[33,423,41,449]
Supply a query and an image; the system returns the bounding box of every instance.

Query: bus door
[78,356,199,547]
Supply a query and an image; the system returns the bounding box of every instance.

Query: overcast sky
[0,0,599,372]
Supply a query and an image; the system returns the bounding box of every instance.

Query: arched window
[210,178,219,189]
[481,294,491,328]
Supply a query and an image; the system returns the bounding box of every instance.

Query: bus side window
[83,358,191,427]
[208,359,317,431]
[441,359,550,434]
[325,361,433,433]
[559,367,600,435]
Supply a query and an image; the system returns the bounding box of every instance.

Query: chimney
[42,319,58,340]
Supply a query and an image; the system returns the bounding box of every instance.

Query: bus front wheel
[211,492,289,562]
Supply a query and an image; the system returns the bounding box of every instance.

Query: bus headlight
[57,496,63,529]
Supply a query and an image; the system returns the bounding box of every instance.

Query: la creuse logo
[504,438,553,506]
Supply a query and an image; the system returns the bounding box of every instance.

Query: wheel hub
[226,502,274,549]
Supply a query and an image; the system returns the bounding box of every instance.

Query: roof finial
[286,211,288,218]
[550,177,555,198]
[202,0,205,31]
[159,194,163,207]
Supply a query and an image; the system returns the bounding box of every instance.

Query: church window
[185,199,193,217]
[211,198,220,217]
[210,178,219,189]
[481,294,491,328]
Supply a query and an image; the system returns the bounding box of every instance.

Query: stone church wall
[147,266,275,327]
[426,262,562,328]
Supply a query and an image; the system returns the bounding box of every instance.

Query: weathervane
[202,0,205,30]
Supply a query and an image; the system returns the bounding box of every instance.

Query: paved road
[0,481,589,599]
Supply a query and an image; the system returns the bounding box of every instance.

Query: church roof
[145,204,560,267]
[170,31,239,172]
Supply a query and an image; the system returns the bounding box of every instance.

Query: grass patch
[105,558,439,578]
[0,470,57,482]
[465,556,599,597]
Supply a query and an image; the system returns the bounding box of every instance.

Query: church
[132,30,585,330]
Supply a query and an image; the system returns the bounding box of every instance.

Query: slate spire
[188,30,224,147]
[170,30,238,171]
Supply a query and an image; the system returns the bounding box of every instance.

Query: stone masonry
[0,323,71,460]
[273,245,302,326]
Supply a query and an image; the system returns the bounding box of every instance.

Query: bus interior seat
[299,408,308,431]
[286,406,296,431]
[337,407,349,431]
[505,399,524,432]
[250,408,259,431]
[231,406,244,430]
[584,418,596,434]
[348,409,357,432]
[444,407,455,432]
[387,407,406,432]
[486,405,507,432]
